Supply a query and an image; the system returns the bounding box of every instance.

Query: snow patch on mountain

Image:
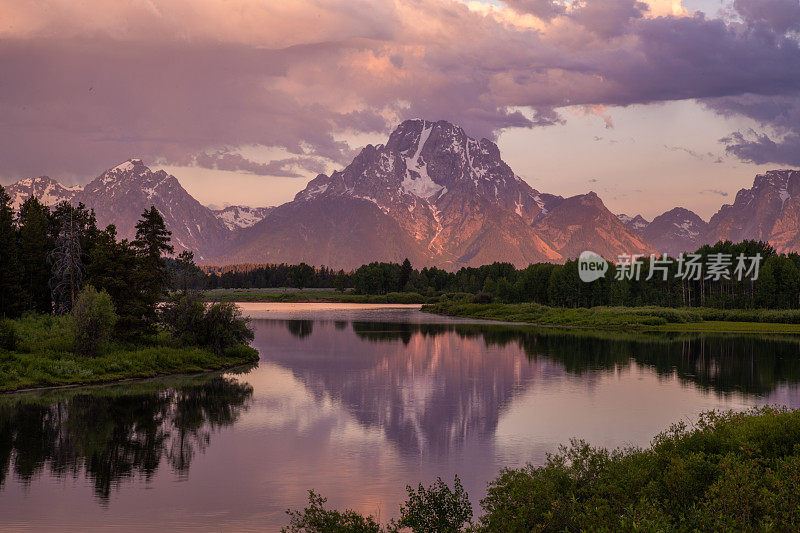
[212,205,274,230]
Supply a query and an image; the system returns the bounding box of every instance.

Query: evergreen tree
[18,197,53,313]
[131,206,174,332]
[399,258,413,291]
[87,225,143,335]
[0,185,23,317]
[172,250,202,294]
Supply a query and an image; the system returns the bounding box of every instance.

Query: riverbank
[422,302,800,333]
[203,288,434,303]
[0,315,259,393]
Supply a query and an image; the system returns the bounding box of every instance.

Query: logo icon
[578,251,608,282]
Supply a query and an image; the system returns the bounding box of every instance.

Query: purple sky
[2,0,800,218]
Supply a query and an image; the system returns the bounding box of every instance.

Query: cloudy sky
[2,0,800,219]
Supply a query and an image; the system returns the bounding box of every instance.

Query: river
[2,303,799,531]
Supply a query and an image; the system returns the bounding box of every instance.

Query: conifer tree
[18,197,53,313]
[132,206,174,331]
[0,185,23,317]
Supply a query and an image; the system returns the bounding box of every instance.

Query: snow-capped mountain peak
[5,175,82,210]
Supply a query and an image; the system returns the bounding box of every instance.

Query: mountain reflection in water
[272,319,800,456]
[1,308,800,531]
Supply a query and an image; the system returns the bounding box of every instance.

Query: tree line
[201,241,800,309]
[345,241,799,309]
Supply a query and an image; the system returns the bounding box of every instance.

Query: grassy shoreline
[0,315,259,393]
[422,302,800,334]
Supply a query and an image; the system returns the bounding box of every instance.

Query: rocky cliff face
[705,170,800,253]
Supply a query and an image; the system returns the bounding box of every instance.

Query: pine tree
[87,225,143,335]
[172,250,201,293]
[18,197,53,313]
[0,185,23,317]
[131,206,174,332]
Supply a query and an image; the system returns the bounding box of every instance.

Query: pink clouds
[1,0,800,180]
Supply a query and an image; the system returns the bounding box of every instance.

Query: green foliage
[390,476,472,533]
[285,408,800,532]
[131,206,174,333]
[0,185,23,318]
[71,286,118,357]
[283,478,472,533]
[282,491,383,533]
[161,292,207,345]
[425,302,800,330]
[86,225,145,336]
[171,250,204,293]
[0,320,18,351]
[18,196,53,314]
[479,406,800,531]
[202,301,255,355]
[161,293,255,355]
[288,262,315,289]
[0,314,259,391]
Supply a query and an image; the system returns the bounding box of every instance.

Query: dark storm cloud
[2,0,800,180]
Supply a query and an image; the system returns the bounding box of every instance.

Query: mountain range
[3,120,800,268]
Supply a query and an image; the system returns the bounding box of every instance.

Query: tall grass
[423,302,800,328]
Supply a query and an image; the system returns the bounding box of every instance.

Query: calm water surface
[2,303,800,531]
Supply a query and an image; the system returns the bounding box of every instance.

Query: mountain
[80,159,230,259]
[5,176,82,210]
[617,213,649,233]
[534,192,654,260]
[642,207,708,256]
[212,205,273,231]
[705,170,800,253]
[222,119,589,268]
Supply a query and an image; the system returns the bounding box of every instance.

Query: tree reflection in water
[265,319,800,458]
[344,321,800,396]
[0,374,253,501]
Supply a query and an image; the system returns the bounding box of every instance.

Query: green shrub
[162,294,254,355]
[0,320,18,351]
[283,490,382,533]
[200,301,254,355]
[471,292,494,304]
[390,476,472,533]
[71,286,117,357]
[160,292,206,345]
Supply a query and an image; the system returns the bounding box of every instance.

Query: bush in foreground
[284,407,800,532]
[71,286,117,357]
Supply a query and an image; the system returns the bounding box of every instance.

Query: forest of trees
[0,184,198,336]
[0,186,234,338]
